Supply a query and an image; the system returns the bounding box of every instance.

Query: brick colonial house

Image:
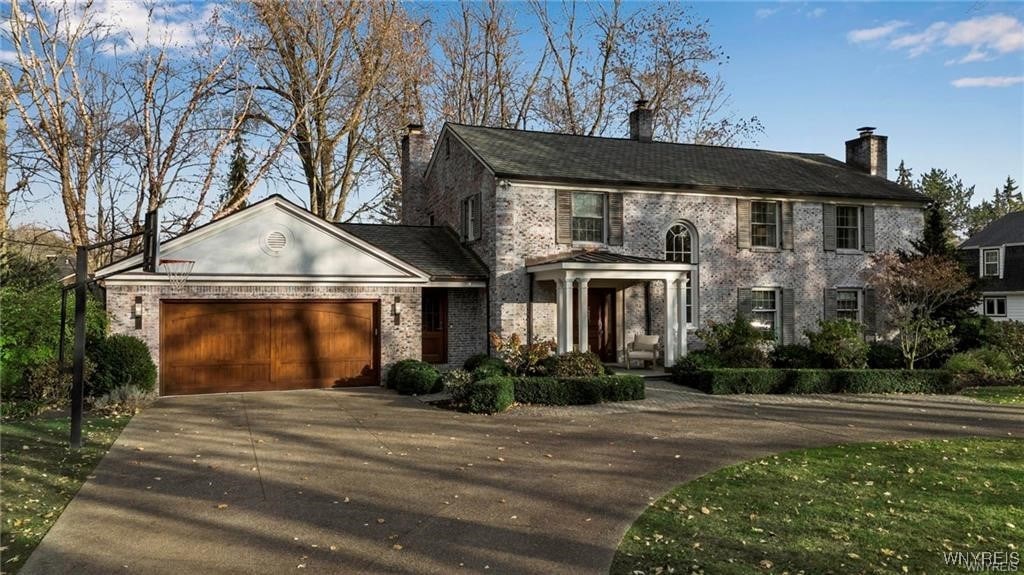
[959,211,1024,322]
[98,103,927,395]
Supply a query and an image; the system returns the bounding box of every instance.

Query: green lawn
[612,438,1024,575]
[1,414,131,574]
[960,386,1024,405]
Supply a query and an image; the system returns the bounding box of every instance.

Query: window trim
[981,248,1001,278]
[983,296,1007,317]
[570,192,606,244]
[835,289,862,323]
[750,200,780,249]
[751,287,781,340]
[665,221,698,264]
[463,195,480,241]
[835,205,862,251]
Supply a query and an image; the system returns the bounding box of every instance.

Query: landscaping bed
[675,368,956,395]
[1,414,132,574]
[612,438,1024,575]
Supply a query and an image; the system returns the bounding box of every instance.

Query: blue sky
[674,1,1023,200]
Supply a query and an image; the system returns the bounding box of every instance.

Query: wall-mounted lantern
[392,295,402,325]
[132,296,144,329]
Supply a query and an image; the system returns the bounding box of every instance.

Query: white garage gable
[98,196,428,283]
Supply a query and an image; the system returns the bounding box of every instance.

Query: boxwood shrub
[464,376,515,414]
[88,335,156,397]
[387,359,441,395]
[675,368,954,395]
[513,375,644,405]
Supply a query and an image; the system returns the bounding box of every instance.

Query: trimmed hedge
[675,368,955,395]
[387,359,441,395]
[514,375,645,406]
[464,376,515,414]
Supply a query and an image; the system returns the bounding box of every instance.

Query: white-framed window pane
[836,290,860,322]
[685,271,694,324]
[665,224,693,263]
[836,206,861,250]
[982,249,1000,276]
[984,297,1006,316]
[751,201,778,247]
[464,196,477,240]
[572,193,604,242]
[751,289,777,335]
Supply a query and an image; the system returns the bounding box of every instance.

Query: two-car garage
[160,300,379,395]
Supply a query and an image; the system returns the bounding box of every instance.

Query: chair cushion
[633,335,660,352]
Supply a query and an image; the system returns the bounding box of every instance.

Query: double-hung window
[983,297,1006,317]
[982,248,1000,277]
[836,206,861,250]
[750,201,779,248]
[751,288,779,338]
[836,290,861,322]
[572,192,605,242]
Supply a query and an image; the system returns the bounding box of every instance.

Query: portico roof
[526,251,693,275]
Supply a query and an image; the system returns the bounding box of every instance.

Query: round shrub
[388,359,441,395]
[771,344,821,369]
[89,335,156,397]
[463,376,514,414]
[806,319,868,369]
[23,356,96,406]
[544,351,605,377]
[945,348,1017,387]
[440,368,473,402]
[462,353,492,373]
[867,342,904,369]
[718,346,770,368]
[471,357,508,381]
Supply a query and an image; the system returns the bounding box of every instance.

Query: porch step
[605,364,672,380]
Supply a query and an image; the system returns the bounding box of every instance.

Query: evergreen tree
[219,132,250,213]
[965,176,1022,237]
[895,160,914,188]
[374,185,403,224]
[916,168,974,239]
[911,203,956,257]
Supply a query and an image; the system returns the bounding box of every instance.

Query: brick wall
[104,284,422,391]
[442,287,488,370]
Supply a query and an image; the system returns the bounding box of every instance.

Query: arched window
[665,223,696,263]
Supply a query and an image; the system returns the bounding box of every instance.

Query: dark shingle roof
[337,224,488,281]
[960,212,1024,247]
[447,124,928,202]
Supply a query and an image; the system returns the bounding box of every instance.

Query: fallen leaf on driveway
[216,504,229,509]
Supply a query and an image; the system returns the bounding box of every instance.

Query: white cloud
[66,0,219,53]
[0,50,18,64]
[808,8,827,19]
[847,21,909,43]
[887,14,1023,60]
[951,75,1024,88]
[945,47,990,65]
[756,8,780,19]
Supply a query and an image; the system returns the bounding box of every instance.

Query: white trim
[96,197,432,282]
[527,261,694,274]
[979,290,1024,296]
[981,247,1002,278]
[983,296,1007,317]
[101,277,485,288]
[664,220,698,264]
[506,179,926,207]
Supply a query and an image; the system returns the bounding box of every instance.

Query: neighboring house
[98,102,927,395]
[959,211,1024,322]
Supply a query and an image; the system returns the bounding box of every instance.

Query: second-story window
[572,192,605,242]
[462,194,481,241]
[982,248,1000,277]
[665,224,694,263]
[750,201,779,248]
[836,206,862,250]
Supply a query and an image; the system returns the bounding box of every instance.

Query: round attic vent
[260,227,292,256]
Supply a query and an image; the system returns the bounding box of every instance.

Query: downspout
[644,281,652,334]
[485,277,492,357]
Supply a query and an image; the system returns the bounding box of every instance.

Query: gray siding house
[959,211,1024,322]
[98,103,927,395]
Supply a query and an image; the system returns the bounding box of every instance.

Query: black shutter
[862,206,876,252]
[736,200,751,249]
[863,288,878,334]
[823,288,837,320]
[781,201,794,250]
[737,288,753,318]
[460,198,468,239]
[782,288,795,344]
[556,191,572,244]
[607,193,623,246]
[823,204,836,252]
[473,193,482,240]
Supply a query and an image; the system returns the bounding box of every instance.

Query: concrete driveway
[22,384,1022,574]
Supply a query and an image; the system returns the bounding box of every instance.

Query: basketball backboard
[142,208,159,273]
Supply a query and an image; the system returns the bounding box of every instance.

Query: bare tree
[2,0,118,247]
[241,0,429,222]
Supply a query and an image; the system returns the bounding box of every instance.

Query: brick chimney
[400,123,431,225]
[845,126,888,179]
[629,100,653,142]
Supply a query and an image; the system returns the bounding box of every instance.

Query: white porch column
[664,277,677,368]
[555,277,575,353]
[676,276,688,358]
[577,278,590,353]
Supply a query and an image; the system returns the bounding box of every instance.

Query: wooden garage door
[160,300,379,395]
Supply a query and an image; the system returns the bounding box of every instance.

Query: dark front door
[573,288,617,362]
[421,288,448,364]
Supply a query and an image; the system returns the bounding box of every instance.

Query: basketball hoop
[158,259,195,291]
